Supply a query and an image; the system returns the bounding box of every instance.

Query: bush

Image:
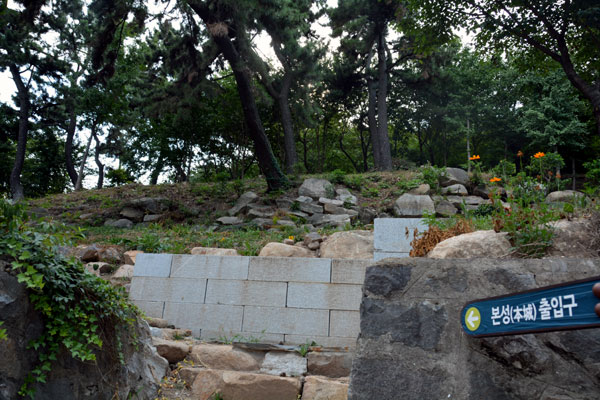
[491,160,516,181]
[584,159,600,194]
[0,201,138,397]
[106,168,134,187]
[328,169,347,184]
[419,164,445,191]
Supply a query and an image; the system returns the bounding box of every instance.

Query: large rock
[75,244,100,262]
[435,200,458,216]
[0,267,167,400]
[427,230,511,258]
[189,344,261,371]
[440,167,468,187]
[217,216,243,225]
[441,184,468,196]
[98,246,123,264]
[190,247,240,256]
[112,264,134,279]
[123,250,144,265]
[349,258,600,400]
[319,231,374,259]
[302,376,349,400]
[259,243,315,257]
[152,337,191,364]
[307,213,352,228]
[191,370,301,400]
[408,183,430,195]
[307,352,352,378]
[299,179,334,199]
[104,218,134,229]
[548,219,598,258]
[259,352,307,377]
[228,191,259,216]
[119,207,144,222]
[546,190,586,203]
[126,197,169,214]
[394,194,435,217]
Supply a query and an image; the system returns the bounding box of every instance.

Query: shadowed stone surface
[349,258,600,400]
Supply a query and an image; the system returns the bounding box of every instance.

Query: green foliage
[106,168,135,187]
[210,392,224,400]
[584,160,600,194]
[344,175,365,190]
[419,164,445,191]
[361,187,380,198]
[296,341,318,357]
[0,321,7,341]
[491,160,516,181]
[328,169,347,184]
[396,178,421,194]
[0,201,138,397]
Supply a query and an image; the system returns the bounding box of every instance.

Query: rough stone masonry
[349,258,600,400]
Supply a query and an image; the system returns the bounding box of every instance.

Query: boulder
[408,183,430,195]
[228,191,259,216]
[441,184,468,196]
[307,352,352,378]
[427,230,511,258]
[440,167,468,187]
[249,218,272,229]
[302,376,349,400]
[191,370,301,400]
[394,194,435,217]
[190,247,240,256]
[548,219,598,258]
[358,207,377,225]
[112,264,134,279]
[319,230,373,259]
[435,200,458,216]
[152,337,191,364]
[299,178,334,199]
[85,262,112,276]
[217,216,244,225]
[299,202,324,215]
[259,352,307,377]
[546,190,586,203]
[98,246,122,264]
[307,213,352,228]
[0,267,167,400]
[283,238,295,245]
[259,243,315,258]
[349,258,600,400]
[75,244,100,262]
[248,208,276,219]
[146,317,171,329]
[323,203,347,215]
[189,344,261,371]
[119,207,144,222]
[126,197,169,214]
[104,219,134,229]
[296,196,314,203]
[319,197,344,206]
[143,214,163,223]
[123,250,143,265]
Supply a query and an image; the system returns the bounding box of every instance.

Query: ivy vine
[0,201,138,398]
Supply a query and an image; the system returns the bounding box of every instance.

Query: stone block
[190,369,301,400]
[374,218,428,253]
[170,255,249,280]
[331,259,372,284]
[248,257,331,283]
[373,251,409,261]
[242,306,329,336]
[284,335,356,349]
[131,300,164,318]
[260,351,307,377]
[287,283,362,311]
[189,344,262,371]
[307,352,353,378]
[302,376,349,400]
[133,253,172,277]
[330,310,360,338]
[199,330,285,344]
[163,302,243,335]
[129,277,206,303]
[205,280,287,307]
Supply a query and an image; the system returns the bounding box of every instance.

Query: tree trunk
[365,45,380,170]
[9,64,30,201]
[375,31,392,170]
[190,6,288,191]
[466,118,471,174]
[65,103,79,187]
[278,73,297,174]
[92,128,104,189]
[75,130,94,191]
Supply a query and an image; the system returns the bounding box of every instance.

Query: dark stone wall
[0,266,167,400]
[349,258,600,400]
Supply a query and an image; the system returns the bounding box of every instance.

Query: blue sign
[461,276,600,337]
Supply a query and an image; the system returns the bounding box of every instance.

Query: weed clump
[409,218,474,257]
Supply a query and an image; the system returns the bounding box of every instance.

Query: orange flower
[556,173,561,179]
[517,150,524,157]
[534,152,546,159]
[288,236,295,241]
[469,155,480,161]
[490,177,501,183]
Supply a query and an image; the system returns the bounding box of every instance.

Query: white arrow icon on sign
[467,310,480,328]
